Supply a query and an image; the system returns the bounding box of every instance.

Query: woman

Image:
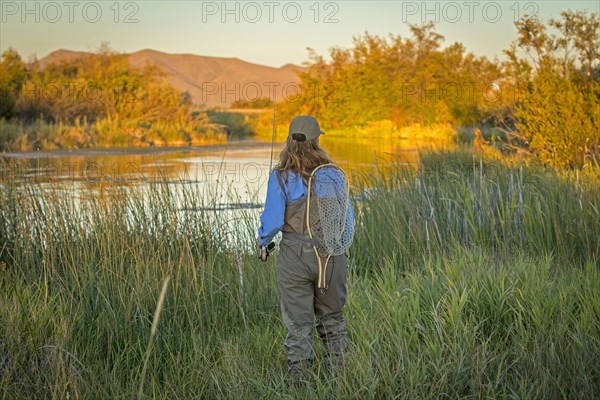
[257,115,352,383]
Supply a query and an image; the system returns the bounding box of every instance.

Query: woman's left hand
[256,238,267,261]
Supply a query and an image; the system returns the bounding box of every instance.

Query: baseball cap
[288,115,325,141]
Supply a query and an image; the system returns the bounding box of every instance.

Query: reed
[352,148,600,272]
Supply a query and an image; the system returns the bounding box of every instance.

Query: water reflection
[1,136,455,201]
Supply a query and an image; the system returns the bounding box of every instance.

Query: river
[0,135,437,202]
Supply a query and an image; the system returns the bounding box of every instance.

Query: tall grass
[353,148,600,271]
[0,149,599,399]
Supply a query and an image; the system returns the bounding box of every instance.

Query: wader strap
[275,170,286,194]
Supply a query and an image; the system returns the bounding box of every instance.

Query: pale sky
[1,1,598,67]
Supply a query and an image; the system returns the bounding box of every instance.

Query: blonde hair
[275,136,334,181]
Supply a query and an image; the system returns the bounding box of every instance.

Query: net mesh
[308,165,354,256]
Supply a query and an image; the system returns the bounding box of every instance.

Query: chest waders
[275,172,348,381]
[276,174,332,293]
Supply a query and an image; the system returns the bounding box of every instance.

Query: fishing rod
[269,91,276,171]
[259,91,277,262]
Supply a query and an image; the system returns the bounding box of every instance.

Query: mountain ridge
[36,49,305,107]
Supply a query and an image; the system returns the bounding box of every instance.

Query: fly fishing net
[306,164,354,256]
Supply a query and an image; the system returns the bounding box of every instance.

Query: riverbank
[253,121,459,142]
[0,117,228,152]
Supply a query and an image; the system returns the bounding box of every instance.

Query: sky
[1,1,599,67]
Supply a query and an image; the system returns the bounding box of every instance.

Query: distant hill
[36,49,304,107]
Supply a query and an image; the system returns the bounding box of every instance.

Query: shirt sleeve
[257,170,286,246]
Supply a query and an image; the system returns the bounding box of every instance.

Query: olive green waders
[276,195,348,379]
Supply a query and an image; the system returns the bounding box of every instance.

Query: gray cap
[288,115,324,141]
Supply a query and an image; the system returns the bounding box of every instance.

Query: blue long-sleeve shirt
[257,169,306,246]
[257,168,354,246]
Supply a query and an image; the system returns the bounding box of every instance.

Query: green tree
[230,97,273,109]
[0,48,28,119]
[279,23,502,130]
[505,11,600,168]
[17,46,191,125]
